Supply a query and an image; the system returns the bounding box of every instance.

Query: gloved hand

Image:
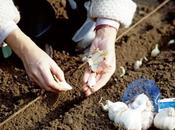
[0,0,20,44]
[82,25,117,96]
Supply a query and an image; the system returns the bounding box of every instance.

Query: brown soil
[0,0,175,130]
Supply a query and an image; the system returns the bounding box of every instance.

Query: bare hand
[6,28,72,92]
[22,46,72,92]
[83,26,117,96]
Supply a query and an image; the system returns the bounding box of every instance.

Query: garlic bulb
[102,100,143,130]
[129,94,154,130]
[87,73,96,87]
[102,94,154,130]
[154,108,175,130]
[102,100,128,121]
[151,44,160,57]
[114,107,142,130]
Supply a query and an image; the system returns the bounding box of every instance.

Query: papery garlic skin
[85,49,108,72]
[154,108,175,130]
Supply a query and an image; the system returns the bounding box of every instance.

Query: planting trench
[0,0,175,130]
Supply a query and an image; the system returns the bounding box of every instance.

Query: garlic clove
[87,73,96,88]
[168,39,175,45]
[53,75,72,90]
[134,59,143,70]
[119,66,126,77]
[143,56,148,61]
[151,44,160,57]
[58,82,73,90]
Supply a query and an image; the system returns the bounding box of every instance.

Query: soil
[0,0,175,130]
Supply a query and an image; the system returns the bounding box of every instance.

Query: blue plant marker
[121,79,160,112]
[159,98,175,111]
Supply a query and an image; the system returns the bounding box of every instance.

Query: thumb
[51,63,73,91]
[51,63,65,82]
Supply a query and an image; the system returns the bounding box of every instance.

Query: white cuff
[0,21,18,46]
[96,18,120,30]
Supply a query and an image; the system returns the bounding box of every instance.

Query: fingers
[51,63,65,82]
[40,65,72,91]
[83,69,91,83]
[30,71,59,93]
[82,84,92,96]
[91,72,112,92]
[82,70,113,96]
[50,63,73,91]
[27,64,72,93]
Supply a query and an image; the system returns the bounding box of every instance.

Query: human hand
[82,26,117,96]
[6,29,72,93]
[22,46,72,92]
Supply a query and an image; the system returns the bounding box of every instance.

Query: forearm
[5,27,37,60]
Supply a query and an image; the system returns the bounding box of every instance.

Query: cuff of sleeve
[96,18,120,30]
[89,0,137,27]
[0,21,18,46]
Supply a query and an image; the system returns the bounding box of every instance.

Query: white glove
[0,0,20,45]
